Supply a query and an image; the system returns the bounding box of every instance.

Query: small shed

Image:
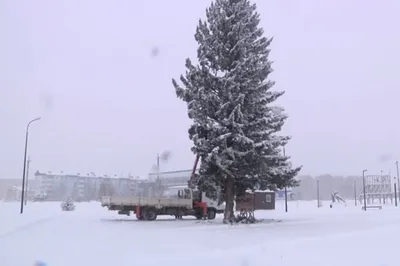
[236,190,275,211]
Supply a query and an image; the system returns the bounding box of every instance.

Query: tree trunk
[223,176,235,224]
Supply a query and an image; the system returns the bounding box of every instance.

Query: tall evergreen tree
[173,0,301,222]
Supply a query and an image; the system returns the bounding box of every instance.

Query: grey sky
[1,0,399,179]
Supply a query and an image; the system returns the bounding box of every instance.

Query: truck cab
[168,186,225,219]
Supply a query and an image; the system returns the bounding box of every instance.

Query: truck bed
[101,196,193,209]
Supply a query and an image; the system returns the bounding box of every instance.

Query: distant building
[33,171,140,201]
[32,169,197,201]
[0,179,23,201]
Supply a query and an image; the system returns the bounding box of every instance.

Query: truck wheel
[144,208,157,221]
[207,209,216,220]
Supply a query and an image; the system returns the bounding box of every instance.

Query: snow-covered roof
[167,185,190,189]
[148,169,195,179]
[35,170,144,180]
[246,189,275,193]
[34,169,196,183]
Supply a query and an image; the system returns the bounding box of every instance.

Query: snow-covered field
[0,200,399,266]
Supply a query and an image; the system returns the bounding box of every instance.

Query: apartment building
[34,171,140,201]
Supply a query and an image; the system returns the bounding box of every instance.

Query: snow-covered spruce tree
[61,196,76,211]
[173,0,301,223]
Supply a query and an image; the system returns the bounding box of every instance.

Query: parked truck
[101,186,224,221]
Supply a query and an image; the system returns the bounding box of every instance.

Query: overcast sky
[1,0,399,179]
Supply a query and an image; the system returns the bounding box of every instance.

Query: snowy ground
[0,200,399,266]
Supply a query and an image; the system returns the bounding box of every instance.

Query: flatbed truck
[101,186,224,221]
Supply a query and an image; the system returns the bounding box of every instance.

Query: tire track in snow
[0,214,61,239]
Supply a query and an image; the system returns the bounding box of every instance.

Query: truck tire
[207,209,216,220]
[144,208,157,221]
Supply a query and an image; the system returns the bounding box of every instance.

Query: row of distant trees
[291,175,394,201]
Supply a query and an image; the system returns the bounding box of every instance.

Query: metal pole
[20,130,29,213]
[316,179,320,208]
[381,170,385,204]
[283,146,288,212]
[157,153,160,180]
[24,157,31,205]
[362,169,367,211]
[395,183,398,207]
[156,153,160,197]
[396,161,399,193]
[354,178,357,206]
[284,187,288,212]
[20,117,41,214]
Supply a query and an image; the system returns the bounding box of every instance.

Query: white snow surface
[0,200,399,266]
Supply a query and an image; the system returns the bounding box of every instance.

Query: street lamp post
[24,157,31,205]
[20,117,41,214]
[283,146,288,213]
[394,176,398,207]
[353,178,357,207]
[316,179,320,208]
[396,161,399,192]
[362,169,367,211]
